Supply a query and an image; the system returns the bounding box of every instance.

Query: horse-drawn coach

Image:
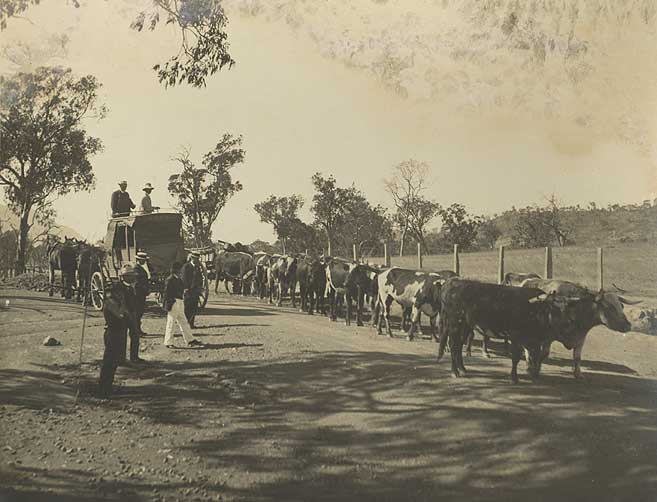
[89,212,210,310]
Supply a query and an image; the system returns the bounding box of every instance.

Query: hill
[0,204,83,241]
[492,203,657,248]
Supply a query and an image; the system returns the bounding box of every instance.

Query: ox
[324,257,355,323]
[376,268,455,341]
[519,278,637,378]
[465,272,541,357]
[344,263,381,326]
[253,252,270,299]
[269,255,298,307]
[296,256,326,314]
[437,278,564,382]
[214,251,255,296]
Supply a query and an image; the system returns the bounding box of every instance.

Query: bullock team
[213,247,639,383]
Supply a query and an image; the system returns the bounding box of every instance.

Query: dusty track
[1,288,656,501]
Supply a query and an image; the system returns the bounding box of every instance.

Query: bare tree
[384,160,438,255]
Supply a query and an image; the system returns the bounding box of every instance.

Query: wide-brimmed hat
[136,251,148,260]
[188,251,200,258]
[143,183,154,192]
[118,180,127,186]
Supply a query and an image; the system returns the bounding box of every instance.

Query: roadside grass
[367,242,657,298]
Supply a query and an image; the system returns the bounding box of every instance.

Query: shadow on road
[2,348,657,501]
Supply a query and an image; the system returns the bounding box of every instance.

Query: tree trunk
[399,226,407,257]
[326,231,332,257]
[282,238,286,255]
[16,204,31,275]
[418,234,429,254]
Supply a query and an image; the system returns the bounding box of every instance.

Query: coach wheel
[90,272,105,311]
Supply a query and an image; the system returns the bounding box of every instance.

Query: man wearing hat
[111,180,136,217]
[134,251,151,339]
[139,183,160,214]
[181,251,204,328]
[99,263,138,398]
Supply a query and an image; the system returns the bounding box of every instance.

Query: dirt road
[1,288,656,502]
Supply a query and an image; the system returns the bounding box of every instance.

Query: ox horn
[528,293,549,303]
[618,296,642,305]
[611,283,629,294]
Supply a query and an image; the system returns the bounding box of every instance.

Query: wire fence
[366,241,657,298]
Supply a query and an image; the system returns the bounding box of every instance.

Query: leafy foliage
[254,194,304,249]
[1,0,234,88]
[310,173,354,256]
[130,0,234,87]
[341,191,392,258]
[475,217,502,249]
[509,197,573,248]
[0,66,104,272]
[168,134,245,247]
[438,203,482,251]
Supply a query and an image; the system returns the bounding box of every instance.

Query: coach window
[112,224,135,264]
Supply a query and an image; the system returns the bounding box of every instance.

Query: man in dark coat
[181,252,204,328]
[99,264,137,398]
[111,180,136,217]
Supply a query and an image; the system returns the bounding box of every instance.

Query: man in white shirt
[139,183,160,213]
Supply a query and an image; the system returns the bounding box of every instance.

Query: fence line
[368,241,655,297]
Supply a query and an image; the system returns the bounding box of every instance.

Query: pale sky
[1,1,656,243]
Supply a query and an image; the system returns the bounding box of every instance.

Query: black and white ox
[375,268,456,341]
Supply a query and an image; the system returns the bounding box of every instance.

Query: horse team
[47,236,105,304]
[212,248,639,383]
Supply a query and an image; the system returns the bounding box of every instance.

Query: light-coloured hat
[136,251,148,260]
[143,183,154,191]
[189,251,200,258]
[118,180,127,186]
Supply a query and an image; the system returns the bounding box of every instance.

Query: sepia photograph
[1,1,656,500]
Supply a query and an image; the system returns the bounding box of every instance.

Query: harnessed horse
[47,236,79,299]
[76,242,105,304]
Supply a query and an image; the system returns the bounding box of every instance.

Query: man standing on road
[111,180,136,217]
[139,183,160,213]
[181,251,204,328]
[134,251,151,338]
[163,261,202,348]
[99,264,138,398]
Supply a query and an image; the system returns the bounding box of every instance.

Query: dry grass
[367,242,657,298]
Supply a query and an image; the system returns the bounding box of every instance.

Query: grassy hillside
[369,242,657,298]
[492,204,657,247]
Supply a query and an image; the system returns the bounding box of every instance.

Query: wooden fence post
[417,242,423,269]
[383,241,391,267]
[453,244,460,275]
[597,247,604,291]
[497,245,505,284]
[544,247,553,279]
